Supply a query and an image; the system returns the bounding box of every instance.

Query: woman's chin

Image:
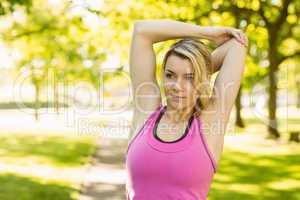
[167,99,185,107]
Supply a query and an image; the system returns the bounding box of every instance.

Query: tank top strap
[196,117,218,173]
[126,104,164,154]
[146,105,196,153]
[144,104,165,127]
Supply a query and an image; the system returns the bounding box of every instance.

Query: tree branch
[230,3,270,29]
[277,21,297,42]
[258,2,270,28]
[9,25,51,40]
[274,0,292,28]
[278,50,300,64]
[231,4,256,16]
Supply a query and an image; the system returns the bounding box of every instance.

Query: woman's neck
[164,105,194,124]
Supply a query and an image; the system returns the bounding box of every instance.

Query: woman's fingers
[238,32,246,46]
[220,27,248,47]
[231,29,247,47]
[232,31,243,44]
[241,32,248,47]
[241,33,248,47]
[238,30,247,45]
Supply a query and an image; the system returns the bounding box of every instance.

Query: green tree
[2,0,108,119]
[222,0,300,139]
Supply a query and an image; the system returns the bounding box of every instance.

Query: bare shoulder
[128,103,161,144]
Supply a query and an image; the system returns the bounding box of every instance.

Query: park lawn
[208,116,300,200]
[0,131,97,200]
[0,107,299,200]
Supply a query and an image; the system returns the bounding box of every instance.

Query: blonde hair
[160,38,214,117]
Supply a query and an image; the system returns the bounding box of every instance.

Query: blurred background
[0,0,299,199]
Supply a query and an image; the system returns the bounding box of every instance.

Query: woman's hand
[206,26,248,47]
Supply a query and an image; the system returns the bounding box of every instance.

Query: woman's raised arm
[130,19,218,117]
[206,38,247,126]
[129,19,247,126]
[133,19,215,44]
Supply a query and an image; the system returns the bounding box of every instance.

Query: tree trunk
[54,76,59,114]
[34,83,40,121]
[235,85,244,128]
[267,59,280,139]
[297,80,300,108]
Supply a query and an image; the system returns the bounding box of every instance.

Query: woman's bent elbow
[133,20,146,35]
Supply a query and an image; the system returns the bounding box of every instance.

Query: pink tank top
[125,104,217,200]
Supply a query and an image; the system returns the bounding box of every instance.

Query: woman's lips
[170,95,186,102]
[171,94,186,98]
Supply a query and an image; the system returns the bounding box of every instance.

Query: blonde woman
[125,19,248,200]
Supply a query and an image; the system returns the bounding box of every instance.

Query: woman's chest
[126,140,213,186]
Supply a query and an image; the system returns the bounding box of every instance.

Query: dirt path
[79,137,128,200]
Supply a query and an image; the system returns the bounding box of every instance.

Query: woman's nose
[173,78,185,91]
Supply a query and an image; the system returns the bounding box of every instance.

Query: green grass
[0,132,97,200]
[209,149,300,200]
[0,173,77,200]
[0,101,69,109]
[208,115,300,200]
[0,133,95,167]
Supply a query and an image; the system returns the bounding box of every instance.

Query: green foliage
[0,0,32,15]
[0,0,299,119]
[2,0,109,90]
[2,0,298,92]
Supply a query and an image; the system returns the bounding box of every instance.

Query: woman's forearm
[211,38,246,74]
[134,19,214,44]
[211,41,232,74]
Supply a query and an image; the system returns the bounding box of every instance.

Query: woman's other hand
[207,26,248,47]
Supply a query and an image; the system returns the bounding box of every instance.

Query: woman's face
[163,54,198,110]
